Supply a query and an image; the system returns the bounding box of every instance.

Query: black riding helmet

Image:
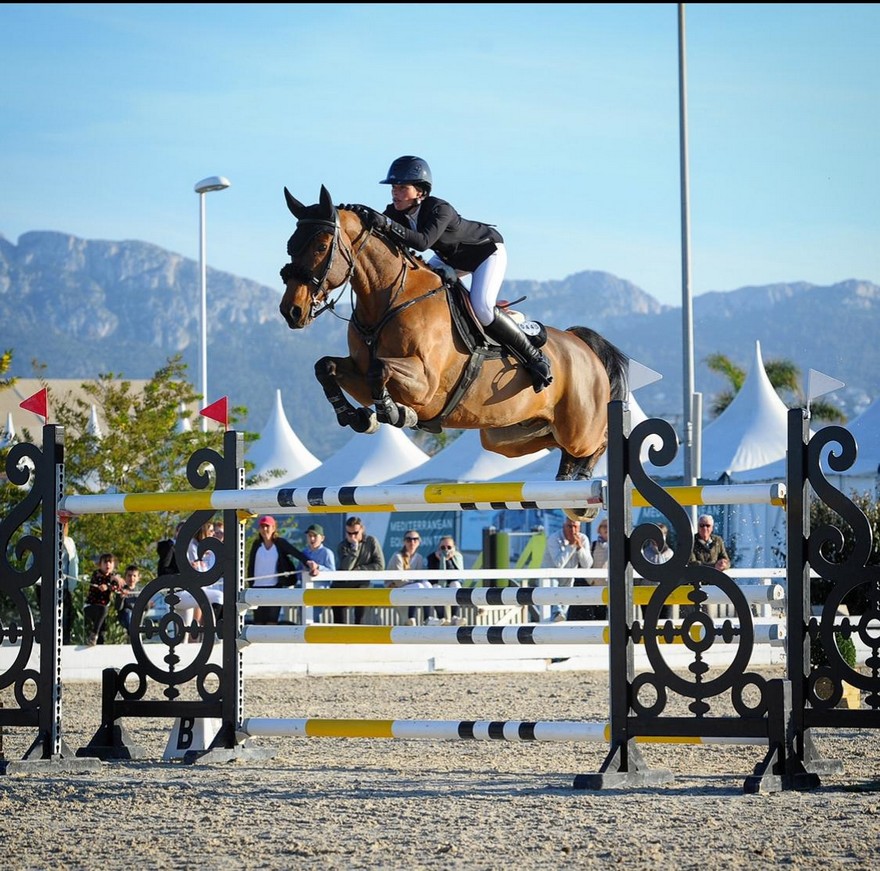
[380,155,433,194]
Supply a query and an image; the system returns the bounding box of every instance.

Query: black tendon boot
[485,308,553,392]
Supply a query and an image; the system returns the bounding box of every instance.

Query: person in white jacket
[542,518,593,621]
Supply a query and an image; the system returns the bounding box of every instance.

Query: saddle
[434,265,547,352]
[416,267,548,433]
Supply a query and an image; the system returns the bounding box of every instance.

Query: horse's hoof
[401,406,419,428]
[352,408,379,434]
[564,505,600,524]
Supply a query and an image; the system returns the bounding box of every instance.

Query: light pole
[194,175,231,431]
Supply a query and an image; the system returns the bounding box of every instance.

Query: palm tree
[705,352,846,422]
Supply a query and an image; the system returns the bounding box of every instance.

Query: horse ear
[318,185,336,220]
[284,187,308,218]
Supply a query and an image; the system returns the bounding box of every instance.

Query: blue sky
[2,3,878,307]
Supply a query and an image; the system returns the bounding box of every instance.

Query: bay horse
[279,186,628,510]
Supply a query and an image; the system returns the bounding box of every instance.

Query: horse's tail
[566,326,629,401]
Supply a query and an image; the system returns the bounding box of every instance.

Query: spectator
[61,519,79,645]
[247,515,309,625]
[84,553,123,646]
[187,520,218,574]
[641,522,673,620]
[689,514,730,571]
[386,529,430,626]
[213,520,225,542]
[590,518,609,571]
[334,516,385,624]
[687,513,730,618]
[300,523,336,623]
[542,518,594,622]
[426,535,464,626]
[157,522,183,576]
[643,522,673,566]
[115,564,141,634]
[167,520,223,641]
[159,521,228,642]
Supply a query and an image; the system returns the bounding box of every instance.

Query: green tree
[705,352,846,422]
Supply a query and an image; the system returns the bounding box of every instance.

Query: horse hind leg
[315,357,378,434]
[555,452,579,481]
[367,359,418,429]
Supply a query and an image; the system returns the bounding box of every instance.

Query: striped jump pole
[239,717,766,745]
[632,483,786,509]
[57,480,785,516]
[58,480,604,516]
[240,582,786,612]
[238,622,785,647]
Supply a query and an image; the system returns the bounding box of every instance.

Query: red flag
[200,396,229,429]
[20,388,48,421]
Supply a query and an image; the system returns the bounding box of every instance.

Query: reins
[316,216,446,348]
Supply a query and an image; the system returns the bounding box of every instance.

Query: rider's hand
[341,204,376,224]
[363,209,391,231]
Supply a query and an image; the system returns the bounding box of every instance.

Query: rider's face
[390,183,422,212]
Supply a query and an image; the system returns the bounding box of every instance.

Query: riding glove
[341,204,396,234]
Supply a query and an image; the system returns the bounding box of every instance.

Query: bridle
[282,214,365,320]
[283,211,445,334]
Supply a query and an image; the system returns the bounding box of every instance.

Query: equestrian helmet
[380,156,433,193]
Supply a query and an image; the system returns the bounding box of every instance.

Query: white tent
[247,389,321,483]
[700,340,791,478]
[840,395,880,479]
[381,429,548,485]
[280,426,431,546]
[281,425,430,488]
[86,404,103,439]
[735,398,879,494]
[0,411,16,448]
[651,341,790,481]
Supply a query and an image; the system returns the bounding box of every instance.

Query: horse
[279,185,628,513]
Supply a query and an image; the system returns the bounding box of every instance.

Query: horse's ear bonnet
[284,187,307,218]
[285,186,338,257]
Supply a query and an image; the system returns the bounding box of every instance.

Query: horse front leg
[556,451,601,523]
[315,356,379,434]
[367,358,419,429]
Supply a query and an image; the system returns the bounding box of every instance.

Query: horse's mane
[338,203,437,275]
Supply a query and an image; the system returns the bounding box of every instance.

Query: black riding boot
[485,308,553,393]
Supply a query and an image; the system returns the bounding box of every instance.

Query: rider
[365,155,552,393]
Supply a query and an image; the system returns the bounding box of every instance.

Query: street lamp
[194,175,231,431]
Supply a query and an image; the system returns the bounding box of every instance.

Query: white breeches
[428,242,507,326]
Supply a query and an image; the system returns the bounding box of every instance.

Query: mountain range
[1,230,876,460]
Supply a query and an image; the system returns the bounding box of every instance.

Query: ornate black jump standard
[573,401,818,793]
[0,426,100,772]
[76,430,268,763]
